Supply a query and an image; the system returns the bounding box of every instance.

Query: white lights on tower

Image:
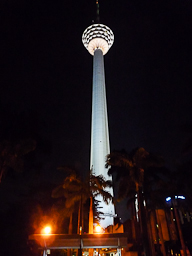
[82,24,114,55]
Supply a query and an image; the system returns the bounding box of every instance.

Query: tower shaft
[90,49,115,228]
[91,49,109,174]
[82,20,115,229]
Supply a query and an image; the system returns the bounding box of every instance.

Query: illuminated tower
[82,1,115,228]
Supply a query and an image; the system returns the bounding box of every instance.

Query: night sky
[0,0,192,252]
[2,0,192,169]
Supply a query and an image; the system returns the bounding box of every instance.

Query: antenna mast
[96,0,100,23]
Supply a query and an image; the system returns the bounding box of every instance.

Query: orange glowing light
[42,226,51,235]
[95,225,102,233]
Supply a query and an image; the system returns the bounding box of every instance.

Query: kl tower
[82,1,115,228]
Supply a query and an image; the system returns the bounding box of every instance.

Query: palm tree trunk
[152,209,161,255]
[173,200,187,256]
[88,196,94,256]
[89,196,93,234]
[147,211,156,256]
[81,203,84,234]
[77,201,81,234]
[78,194,83,256]
[69,213,73,234]
[67,214,73,256]
[156,210,166,256]
[137,186,151,256]
[131,200,137,240]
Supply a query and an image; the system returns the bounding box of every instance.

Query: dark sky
[2,0,192,169]
[0,0,192,231]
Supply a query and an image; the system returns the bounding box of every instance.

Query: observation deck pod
[82,24,114,55]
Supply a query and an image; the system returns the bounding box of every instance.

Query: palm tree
[52,169,113,234]
[52,173,83,234]
[106,147,165,256]
[89,171,113,233]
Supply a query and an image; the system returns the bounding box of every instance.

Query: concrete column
[90,48,115,228]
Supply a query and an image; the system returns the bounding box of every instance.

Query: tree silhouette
[106,147,165,256]
[52,168,113,234]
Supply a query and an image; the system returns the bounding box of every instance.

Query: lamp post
[94,225,104,256]
[41,226,52,256]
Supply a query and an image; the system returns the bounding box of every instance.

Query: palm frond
[106,151,133,169]
[52,185,66,198]
[57,166,77,175]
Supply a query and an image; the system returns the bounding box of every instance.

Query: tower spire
[96,0,100,23]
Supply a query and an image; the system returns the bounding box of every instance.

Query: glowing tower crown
[82,23,114,55]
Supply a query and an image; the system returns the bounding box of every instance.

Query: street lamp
[43,226,51,235]
[42,226,52,256]
[95,225,103,234]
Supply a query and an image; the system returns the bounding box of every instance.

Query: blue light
[166,196,185,202]
[178,196,185,200]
